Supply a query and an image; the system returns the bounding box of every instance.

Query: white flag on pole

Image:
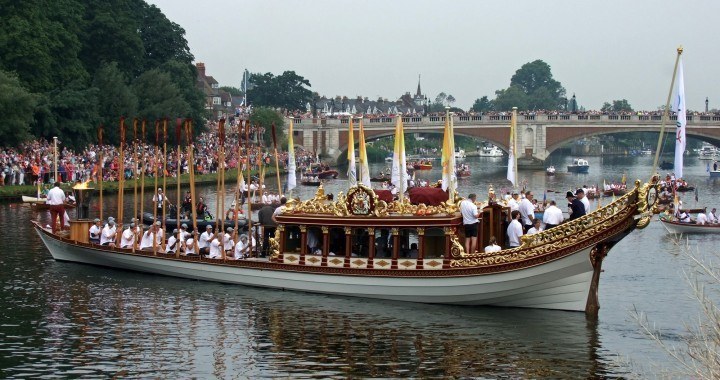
[287,120,297,192]
[673,58,686,179]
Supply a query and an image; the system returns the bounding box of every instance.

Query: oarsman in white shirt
[542,200,564,229]
[100,220,117,247]
[223,227,235,253]
[709,208,718,224]
[139,226,155,250]
[526,218,543,235]
[460,193,480,254]
[46,182,66,233]
[120,223,138,249]
[234,234,255,259]
[272,197,288,223]
[198,225,213,255]
[507,210,524,248]
[153,221,164,249]
[208,235,222,259]
[165,229,179,254]
[261,193,270,205]
[89,218,102,244]
[519,191,535,232]
[576,188,590,214]
[484,236,501,253]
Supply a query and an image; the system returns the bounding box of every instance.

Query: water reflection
[4,267,627,378]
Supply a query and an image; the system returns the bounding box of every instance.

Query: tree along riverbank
[0,168,282,202]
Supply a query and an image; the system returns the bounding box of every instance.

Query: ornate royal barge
[34,178,658,315]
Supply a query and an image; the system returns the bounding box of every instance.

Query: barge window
[399,228,419,258]
[352,228,370,258]
[284,225,301,252]
[375,228,391,258]
[329,227,345,256]
[423,227,444,258]
[307,226,322,255]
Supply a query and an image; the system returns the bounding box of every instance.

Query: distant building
[195,62,236,119]
[306,76,428,116]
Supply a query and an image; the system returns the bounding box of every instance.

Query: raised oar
[246,122,253,255]
[233,120,243,246]
[98,125,104,221]
[218,118,227,260]
[140,119,147,233]
[115,117,126,246]
[152,120,160,256]
[132,118,138,228]
[162,118,168,252]
[175,118,182,258]
[271,123,283,198]
[186,119,200,255]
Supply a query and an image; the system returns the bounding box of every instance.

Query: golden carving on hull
[451,182,644,268]
[269,229,281,261]
[280,184,458,217]
[329,258,343,265]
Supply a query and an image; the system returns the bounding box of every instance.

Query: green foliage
[250,108,285,147]
[602,99,633,112]
[486,60,566,111]
[0,0,201,147]
[471,96,493,112]
[134,69,189,122]
[0,70,36,145]
[93,62,138,145]
[248,71,312,110]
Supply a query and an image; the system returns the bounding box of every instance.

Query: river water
[1,154,718,378]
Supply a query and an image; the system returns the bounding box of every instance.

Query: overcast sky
[149,0,719,111]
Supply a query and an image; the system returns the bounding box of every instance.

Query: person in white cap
[89,218,102,244]
[120,223,137,249]
[184,232,197,255]
[234,233,255,259]
[223,227,235,253]
[100,220,117,247]
[139,225,155,250]
[154,220,164,246]
[199,224,213,255]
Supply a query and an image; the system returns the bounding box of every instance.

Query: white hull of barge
[37,226,595,311]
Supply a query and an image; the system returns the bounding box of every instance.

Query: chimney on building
[196,62,206,77]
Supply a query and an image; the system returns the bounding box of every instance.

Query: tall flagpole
[651,46,683,177]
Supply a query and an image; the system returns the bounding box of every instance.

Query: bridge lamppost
[562,97,568,112]
[706,97,709,112]
[571,94,577,113]
[330,98,335,117]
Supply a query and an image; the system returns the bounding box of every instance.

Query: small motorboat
[456,168,471,178]
[660,216,720,234]
[546,166,556,176]
[567,158,590,174]
[22,195,46,203]
[31,202,77,210]
[659,161,674,170]
[676,185,695,192]
[301,180,321,186]
[412,161,433,170]
[478,145,504,157]
[142,212,247,233]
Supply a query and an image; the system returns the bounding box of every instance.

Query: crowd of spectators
[0,119,314,187]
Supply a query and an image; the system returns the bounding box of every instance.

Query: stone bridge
[290,114,720,162]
